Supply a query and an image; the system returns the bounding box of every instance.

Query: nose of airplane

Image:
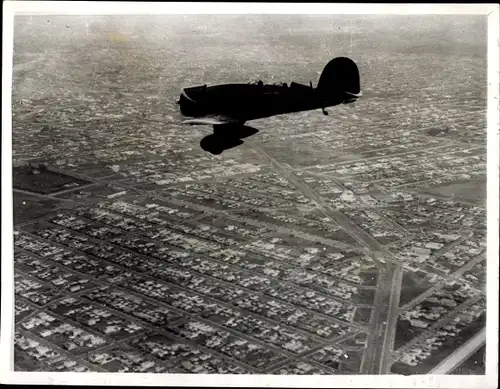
[178,88,200,116]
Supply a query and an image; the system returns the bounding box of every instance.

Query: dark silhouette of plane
[177,57,362,155]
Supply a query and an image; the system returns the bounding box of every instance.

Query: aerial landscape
[11,15,487,375]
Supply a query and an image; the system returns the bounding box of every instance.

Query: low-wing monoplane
[177,57,362,154]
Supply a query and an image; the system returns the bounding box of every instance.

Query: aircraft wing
[182,116,239,126]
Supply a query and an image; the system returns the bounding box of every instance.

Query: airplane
[177,57,362,155]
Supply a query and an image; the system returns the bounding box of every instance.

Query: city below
[11,15,487,376]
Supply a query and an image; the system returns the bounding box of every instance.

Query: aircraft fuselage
[178,82,352,122]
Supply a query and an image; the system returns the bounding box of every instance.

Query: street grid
[12,15,486,375]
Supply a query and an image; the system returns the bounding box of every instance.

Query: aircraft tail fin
[316,57,361,100]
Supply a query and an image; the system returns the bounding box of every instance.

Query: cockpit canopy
[249,80,288,88]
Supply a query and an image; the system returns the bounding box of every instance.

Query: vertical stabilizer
[316,57,361,99]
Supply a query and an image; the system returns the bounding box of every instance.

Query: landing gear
[200,122,257,155]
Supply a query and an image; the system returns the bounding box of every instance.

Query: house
[39,329,53,338]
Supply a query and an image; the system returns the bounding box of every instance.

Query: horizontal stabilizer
[317,57,361,98]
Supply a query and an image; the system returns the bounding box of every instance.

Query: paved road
[360,263,403,374]
[359,270,389,374]
[249,143,390,267]
[249,143,409,375]
[429,328,486,374]
[378,263,404,374]
[13,188,72,202]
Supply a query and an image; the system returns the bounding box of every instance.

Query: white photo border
[2,2,499,387]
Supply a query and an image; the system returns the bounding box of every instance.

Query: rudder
[316,57,361,98]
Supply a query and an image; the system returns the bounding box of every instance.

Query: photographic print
[2,2,498,388]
